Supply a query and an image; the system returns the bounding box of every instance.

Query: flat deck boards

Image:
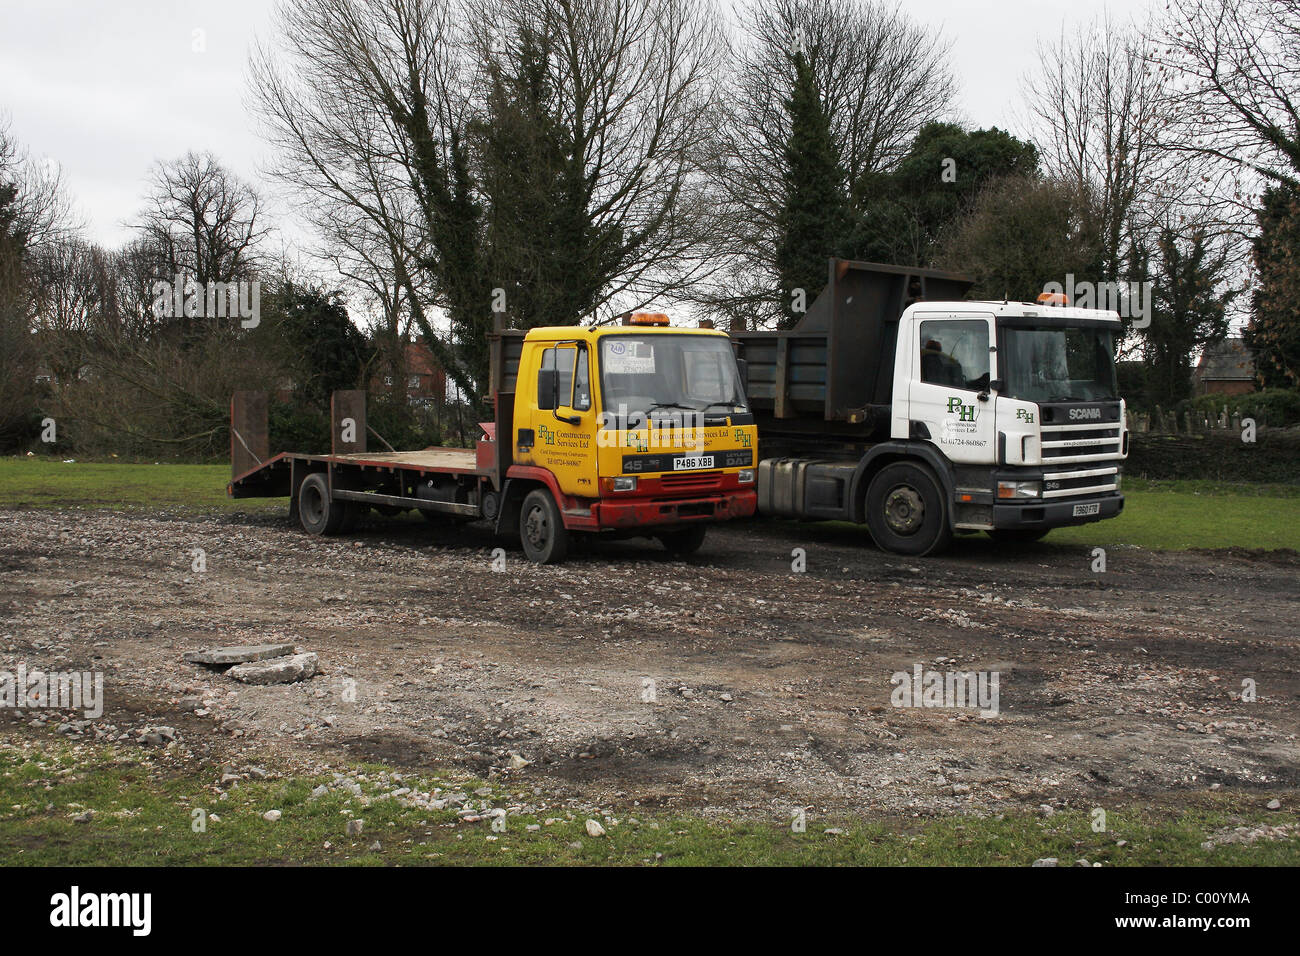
[331,448,479,471]
[230,446,486,496]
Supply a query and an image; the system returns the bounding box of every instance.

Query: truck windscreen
[599,334,748,421]
[999,326,1118,404]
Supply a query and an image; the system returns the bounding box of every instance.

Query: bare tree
[1139,0,1300,277]
[1148,0,1300,188]
[1022,17,1171,284]
[250,0,481,395]
[702,0,956,327]
[30,238,118,383]
[135,151,267,286]
[0,116,80,449]
[469,0,726,324]
[251,0,723,402]
[0,114,80,254]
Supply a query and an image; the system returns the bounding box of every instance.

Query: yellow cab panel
[511,319,758,528]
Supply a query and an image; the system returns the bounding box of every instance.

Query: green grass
[0,457,280,512]
[1,740,1295,866]
[1048,484,1300,551]
[2,457,1298,552]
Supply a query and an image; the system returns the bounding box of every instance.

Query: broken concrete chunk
[184,643,296,666]
[228,652,319,685]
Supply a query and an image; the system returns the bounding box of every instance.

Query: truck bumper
[991,493,1124,529]
[593,490,758,529]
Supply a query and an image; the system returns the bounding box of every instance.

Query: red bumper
[592,489,757,529]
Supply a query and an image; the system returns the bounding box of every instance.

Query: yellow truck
[228,313,758,563]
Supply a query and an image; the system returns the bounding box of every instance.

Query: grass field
[1048,479,1300,551]
[0,458,280,512]
[1,457,1298,551]
[1,740,1294,866]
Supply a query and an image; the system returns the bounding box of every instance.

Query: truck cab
[898,301,1127,540]
[733,259,1127,556]
[499,315,758,561]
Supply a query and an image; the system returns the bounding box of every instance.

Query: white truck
[732,259,1129,555]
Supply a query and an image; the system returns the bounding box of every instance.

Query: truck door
[907,312,997,464]
[527,343,597,497]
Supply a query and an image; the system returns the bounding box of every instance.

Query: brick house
[372,339,447,405]
[1193,338,1257,396]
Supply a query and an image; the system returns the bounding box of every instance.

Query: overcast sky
[1,0,1155,251]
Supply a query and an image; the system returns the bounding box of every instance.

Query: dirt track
[1,506,1297,817]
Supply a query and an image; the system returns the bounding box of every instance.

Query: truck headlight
[608,476,637,492]
[997,480,1041,499]
[737,469,755,484]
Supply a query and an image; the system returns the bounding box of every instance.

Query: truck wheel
[988,528,1049,544]
[865,462,952,556]
[298,473,346,536]
[658,525,707,555]
[519,489,568,564]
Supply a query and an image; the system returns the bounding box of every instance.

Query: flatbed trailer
[229,321,759,561]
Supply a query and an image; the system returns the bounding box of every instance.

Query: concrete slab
[228,652,319,685]
[184,643,296,666]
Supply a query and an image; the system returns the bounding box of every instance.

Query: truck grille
[659,472,722,492]
[1040,422,1123,464]
[1041,466,1119,499]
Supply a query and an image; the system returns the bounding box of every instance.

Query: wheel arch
[848,442,956,526]
[495,468,561,536]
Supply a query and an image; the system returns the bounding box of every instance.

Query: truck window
[573,347,591,411]
[683,346,728,404]
[919,319,989,391]
[540,347,577,408]
[598,334,748,420]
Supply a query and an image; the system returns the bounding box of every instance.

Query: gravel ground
[1,507,1297,819]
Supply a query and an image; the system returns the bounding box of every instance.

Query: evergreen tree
[472,29,621,335]
[1246,184,1300,389]
[0,177,39,449]
[773,51,851,329]
[1143,227,1236,407]
[851,123,1039,266]
[261,282,368,412]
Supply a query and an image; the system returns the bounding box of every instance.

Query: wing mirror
[537,368,558,410]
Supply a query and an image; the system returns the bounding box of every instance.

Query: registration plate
[673,455,714,471]
[1072,502,1100,517]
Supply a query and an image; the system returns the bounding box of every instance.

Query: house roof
[1196,338,1256,382]
[404,341,442,377]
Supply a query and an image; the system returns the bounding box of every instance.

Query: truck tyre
[519,488,568,564]
[988,528,1049,544]
[298,473,346,536]
[865,462,952,556]
[658,525,707,556]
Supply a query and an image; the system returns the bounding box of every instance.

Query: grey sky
[1,0,1153,250]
